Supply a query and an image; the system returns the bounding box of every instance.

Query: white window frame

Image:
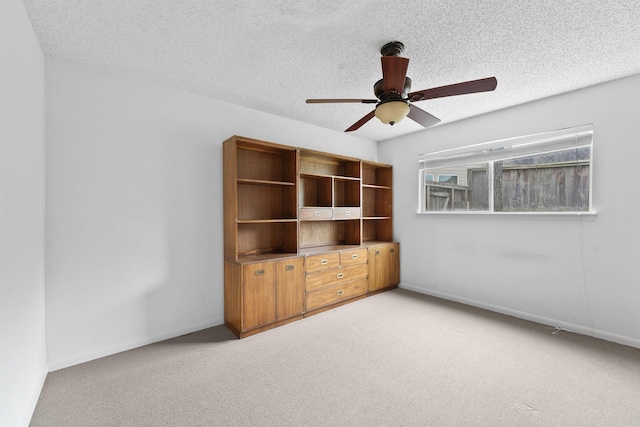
[417,124,596,217]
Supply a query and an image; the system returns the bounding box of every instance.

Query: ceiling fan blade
[381,56,409,94]
[345,110,376,132]
[306,98,378,104]
[408,77,497,102]
[407,105,441,128]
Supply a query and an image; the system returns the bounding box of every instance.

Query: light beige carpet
[31,289,640,426]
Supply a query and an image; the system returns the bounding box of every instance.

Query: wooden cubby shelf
[223,136,399,338]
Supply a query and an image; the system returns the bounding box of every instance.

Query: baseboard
[48,317,223,371]
[21,362,48,427]
[399,283,640,350]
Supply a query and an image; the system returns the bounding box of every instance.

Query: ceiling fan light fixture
[375,101,410,125]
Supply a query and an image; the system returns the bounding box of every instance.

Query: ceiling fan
[306,41,498,132]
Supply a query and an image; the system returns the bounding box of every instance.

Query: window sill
[416,211,598,221]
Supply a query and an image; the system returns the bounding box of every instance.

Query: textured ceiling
[23,0,640,142]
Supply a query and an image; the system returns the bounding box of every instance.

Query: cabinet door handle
[255,269,265,276]
[336,273,344,279]
[351,254,358,260]
[285,264,295,271]
[390,248,395,253]
[336,289,344,296]
[320,259,328,265]
[375,250,380,255]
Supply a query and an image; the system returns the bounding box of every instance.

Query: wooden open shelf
[361,162,393,242]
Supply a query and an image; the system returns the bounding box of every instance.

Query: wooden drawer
[305,262,368,291]
[305,252,340,273]
[306,279,368,311]
[333,207,361,219]
[299,207,332,220]
[340,248,368,266]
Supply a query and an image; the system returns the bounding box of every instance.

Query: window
[437,175,459,184]
[418,125,593,213]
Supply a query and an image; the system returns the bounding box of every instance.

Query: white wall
[45,57,377,370]
[380,74,640,348]
[0,1,47,425]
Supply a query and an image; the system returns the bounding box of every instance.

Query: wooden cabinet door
[243,262,276,330]
[276,257,304,320]
[369,243,399,292]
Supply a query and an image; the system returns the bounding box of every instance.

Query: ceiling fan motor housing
[374,77,412,101]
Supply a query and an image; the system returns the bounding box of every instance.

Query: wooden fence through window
[426,163,590,211]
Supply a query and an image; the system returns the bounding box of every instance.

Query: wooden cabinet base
[303,292,370,317]
[226,315,304,339]
[366,284,398,296]
[225,287,395,337]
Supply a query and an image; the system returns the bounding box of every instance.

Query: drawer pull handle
[345,211,351,216]
[336,273,344,279]
[390,248,395,253]
[320,259,328,265]
[285,265,294,271]
[255,269,265,276]
[336,289,344,296]
[314,211,321,216]
[351,254,358,260]
[375,250,380,255]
